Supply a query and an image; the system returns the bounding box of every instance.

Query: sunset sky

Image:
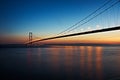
[0,0,120,44]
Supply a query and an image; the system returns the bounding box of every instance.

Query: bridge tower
[29,32,32,46]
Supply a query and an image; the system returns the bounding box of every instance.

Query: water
[0,46,120,80]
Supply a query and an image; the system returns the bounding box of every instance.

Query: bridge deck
[26,26,120,44]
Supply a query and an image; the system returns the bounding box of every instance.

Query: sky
[0,0,120,44]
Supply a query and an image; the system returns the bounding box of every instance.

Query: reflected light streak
[87,46,93,79]
[62,46,74,80]
[64,46,73,75]
[115,47,120,74]
[49,48,60,73]
[96,47,103,80]
[80,46,85,79]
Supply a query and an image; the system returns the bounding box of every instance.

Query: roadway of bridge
[26,26,120,44]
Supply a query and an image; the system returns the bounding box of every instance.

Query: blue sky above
[0,0,120,43]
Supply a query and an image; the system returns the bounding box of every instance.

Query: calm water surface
[0,46,120,80]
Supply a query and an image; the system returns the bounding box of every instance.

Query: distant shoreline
[0,43,120,48]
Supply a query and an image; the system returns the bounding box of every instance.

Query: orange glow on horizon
[40,30,120,44]
[0,30,120,44]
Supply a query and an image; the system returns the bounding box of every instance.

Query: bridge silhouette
[26,0,120,45]
[26,26,120,44]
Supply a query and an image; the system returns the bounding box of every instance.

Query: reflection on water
[0,46,120,80]
[80,46,85,80]
[96,47,103,80]
[87,46,93,80]
[27,48,32,67]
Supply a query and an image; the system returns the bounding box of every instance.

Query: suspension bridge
[26,0,120,45]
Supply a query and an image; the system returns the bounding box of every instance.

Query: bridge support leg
[29,32,32,46]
